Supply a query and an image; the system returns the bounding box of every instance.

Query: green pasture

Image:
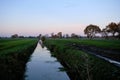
[0,38,38,56]
[0,38,38,80]
[47,38,120,50]
[44,38,120,80]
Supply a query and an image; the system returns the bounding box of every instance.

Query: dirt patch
[67,43,120,62]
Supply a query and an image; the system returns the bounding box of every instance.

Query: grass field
[0,38,38,80]
[0,38,38,56]
[47,38,120,50]
[44,38,120,80]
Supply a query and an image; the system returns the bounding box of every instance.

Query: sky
[0,0,120,37]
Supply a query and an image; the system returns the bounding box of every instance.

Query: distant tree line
[51,32,62,38]
[11,34,36,38]
[84,22,120,39]
[1,22,119,39]
[50,32,81,39]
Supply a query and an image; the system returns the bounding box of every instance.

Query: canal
[25,43,70,80]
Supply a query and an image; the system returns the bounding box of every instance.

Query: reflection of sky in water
[25,43,70,80]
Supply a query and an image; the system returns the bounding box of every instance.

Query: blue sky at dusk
[0,0,120,37]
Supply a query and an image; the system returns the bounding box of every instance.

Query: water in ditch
[25,43,70,80]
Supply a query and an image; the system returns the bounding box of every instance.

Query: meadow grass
[44,38,120,80]
[0,38,38,80]
[0,38,38,56]
[48,38,120,50]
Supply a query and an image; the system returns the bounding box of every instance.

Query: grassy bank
[0,38,38,80]
[50,39,120,50]
[44,39,120,80]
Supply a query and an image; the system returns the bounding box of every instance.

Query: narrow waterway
[25,43,70,80]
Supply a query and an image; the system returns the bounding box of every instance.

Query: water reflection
[39,40,44,48]
[0,42,70,80]
[25,43,70,80]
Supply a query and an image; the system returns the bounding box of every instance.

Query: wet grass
[44,39,120,80]
[0,38,38,80]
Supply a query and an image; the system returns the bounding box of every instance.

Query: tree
[38,34,42,39]
[11,34,18,38]
[65,34,69,38]
[106,22,118,37]
[84,24,101,38]
[101,28,108,38]
[57,32,62,38]
[117,22,120,38]
[19,36,24,38]
[41,36,46,42]
[71,33,79,38]
[51,33,54,38]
